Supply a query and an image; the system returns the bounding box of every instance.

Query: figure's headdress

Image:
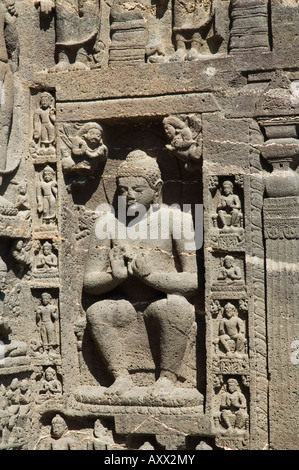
[116,150,162,189]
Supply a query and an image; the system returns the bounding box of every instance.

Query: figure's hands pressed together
[128,251,152,279]
[109,246,128,281]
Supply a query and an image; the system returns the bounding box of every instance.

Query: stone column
[262,130,299,450]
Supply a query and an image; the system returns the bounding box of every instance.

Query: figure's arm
[128,210,198,296]
[237,318,245,335]
[83,215,128,296]
[36,183,43,213]
[232,266,242,280]
[219,319,226,336]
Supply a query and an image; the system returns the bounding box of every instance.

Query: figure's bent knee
[86,299,137,329]
[145,295,195,330]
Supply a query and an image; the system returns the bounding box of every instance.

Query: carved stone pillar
[261,121,299,450]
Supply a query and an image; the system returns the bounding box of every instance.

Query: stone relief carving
[35,292,59,356]
[60,121,108,187]
[215,377,249,436]
[80,150,201,405]
[31,92,56,159]
[163,114,202,171]
[36,165,58,228]
[0,0,297,452]
[33,240,58,279]
[35,0,101,72]
[210,177,245,250]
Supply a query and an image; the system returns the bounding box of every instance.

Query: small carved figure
[170,0,223,62]
[218,303,246,357]
[38,414,76,450]
[217,180,242,230]
[15,183,30,212]
[32,92,55,157]
[61,122,108,185]
[35,292,59,353]
[35,0,100,72]
[0,317,28,364]
[84,150,199,396]
[219,378,248,434]
[35,241,58,275]
[6,282,22,316]
[36,166,58,225]
[39,367,62,397]
[163,115,202,171]
[87,419,115,450]
[11,239,32,277]
[217,256,243,283]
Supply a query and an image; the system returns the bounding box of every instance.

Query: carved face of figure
[0,275,6,291]
[43,168,54,182]
[19,379,29,392]
[222,181,233,196]
[224,257,233,269]
[45,368,55,381]
[84,128,102,148]
[118,176,158,211]
[16,240,24,251]
[41,293,52,306]
[40,95,51,110]
[164,123,175,141]
[224,303,236,318]
[43,244,51,255]
[51,417,66,438]
[227,379,239,393]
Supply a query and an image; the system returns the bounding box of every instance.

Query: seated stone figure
[83,150,199,397]
[0,317,28,367]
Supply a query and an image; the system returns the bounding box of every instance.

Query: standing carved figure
[36,292,59,353]
[170,0,223,61]
[36,166,58,225]
[32,92,56,156]
[36,0,101,72]
[0,0,19,186]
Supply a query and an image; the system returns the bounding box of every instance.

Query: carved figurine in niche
[216,180,242,231]
[15,182,30,213]
[11,239,32,278]
[0,0,19,184]
[61,122,108,187]
[86,419,116,450]
[84,150,199,397]
[0,317,28,366]
[31,92,55,158]
[36,165,58,226]
[163,115,202,171]
[37,414,76,450]
[35,292,59,355]
[34,240,58,277]
[35,0,100,72]
[170,0,224,62]
[218,378,248,435]
[39,366,62,398]
[218,303,247,357]
[6,282,22,317]
[216,255,243,284]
